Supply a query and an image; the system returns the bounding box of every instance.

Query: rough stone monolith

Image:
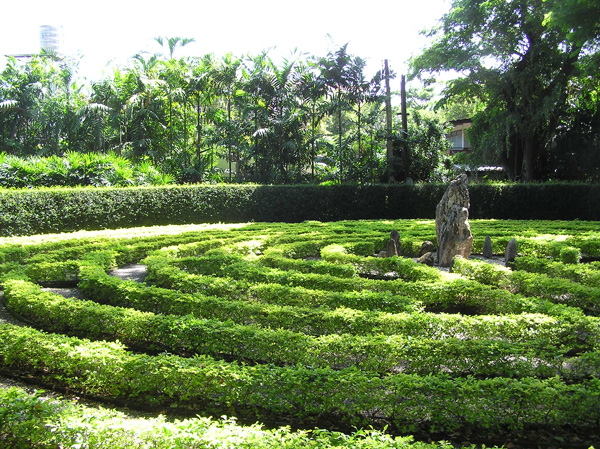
[435,174,474,267]
[385,239,398,258]
[419,241,435,257]
[416,252,435,266]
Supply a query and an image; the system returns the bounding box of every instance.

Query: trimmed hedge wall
[1,183,599,236]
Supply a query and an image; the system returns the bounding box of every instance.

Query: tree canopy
[410,0,600,181]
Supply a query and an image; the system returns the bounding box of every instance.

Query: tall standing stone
[390,230,400,246]
[385,239,398,257]
[483,236,493,259]
[505,238,517,265]
[435,174,474,267]
[390,230,400,255]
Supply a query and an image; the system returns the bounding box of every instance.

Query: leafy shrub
[10,278,596,378]
[0,152,173,188]
[2,183,600,237]
[560,246,582,264]
[0,386,468,449]
[451,256,510,287]
[1,323,599,436]
[2,218,600,445]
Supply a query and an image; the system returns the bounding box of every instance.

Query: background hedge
[1,182,599,236]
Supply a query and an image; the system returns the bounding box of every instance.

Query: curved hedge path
[1,219,600,448]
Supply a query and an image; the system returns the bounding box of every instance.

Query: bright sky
[0,0,452,83]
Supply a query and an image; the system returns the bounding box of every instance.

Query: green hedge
[0,386,469,449]
[2,219,600,444]
[1,323,599,436]
[77,266,600,350]
[143,250,587,318]
[8,279,596,379]
[452,257,600,315]
[2,183,599,236]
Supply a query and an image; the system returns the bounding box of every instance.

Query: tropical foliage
[0,151,172,188]
[0,43,451,185]
[410,0,600,181]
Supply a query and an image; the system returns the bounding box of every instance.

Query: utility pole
[384,60,394,183]
[401,74,411,183]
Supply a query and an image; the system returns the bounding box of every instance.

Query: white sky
[0,0,451,83]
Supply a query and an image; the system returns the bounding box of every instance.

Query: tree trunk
[401,75,410,182]
[521,136,538,182]
[196,100,202,161]
[384,60,394,183]
[337,88,343,181]
[227,98,232,182]
[311,102,316,181]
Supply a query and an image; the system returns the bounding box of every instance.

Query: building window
[449,130,463,150]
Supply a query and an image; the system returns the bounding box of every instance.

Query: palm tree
[154,37,196,60]
[211,54,243,181]
[298,63,329,181]
[318,45,354,181]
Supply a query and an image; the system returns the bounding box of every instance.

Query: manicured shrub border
[144,249,587,318]
[2,182,599,236]
[1,324,599,436]
[452,257,600,315]
[7,279,597,378]
[78,265,599,350]
[0,386,464,449]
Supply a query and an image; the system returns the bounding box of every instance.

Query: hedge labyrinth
[1,219,600,448]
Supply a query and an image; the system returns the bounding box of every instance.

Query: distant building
[40,25,61,54]
[3,25,62,59]
[447,118,472,155]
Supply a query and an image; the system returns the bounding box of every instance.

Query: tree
[0,54,86,156]
[318,45,384,183]
[297,65,328,181]
[401,110,452,182]
[318,45,355,181]
[543,0,600,47]
[410,0,600,181]
[154,37,196,60]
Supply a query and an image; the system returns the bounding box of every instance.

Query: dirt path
[0,264,148,326]
[0,264,149,398]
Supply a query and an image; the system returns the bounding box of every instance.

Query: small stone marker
[505,238,517,265]
[435,174,474,267]
[386,239,398,258]
[416,252,435,266]
[419,241,435,257]
[390,230,400,255]
[483,236,493,259]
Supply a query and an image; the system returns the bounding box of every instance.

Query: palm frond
[0,100,19,110]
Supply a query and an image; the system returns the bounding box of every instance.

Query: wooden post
[384,60,394,183]
[401,74,411,182]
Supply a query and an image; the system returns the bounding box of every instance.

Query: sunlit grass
[0,222,251,246]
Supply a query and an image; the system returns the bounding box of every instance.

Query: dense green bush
[452,257,600,315]
[1,183,599,236]
[514,255,600,288]
[0,152,172,188]
[77,265,600,350]
[9,278,597,378]
[0,386,467,449]
[1,323,599,436]
[144,248,589,318]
